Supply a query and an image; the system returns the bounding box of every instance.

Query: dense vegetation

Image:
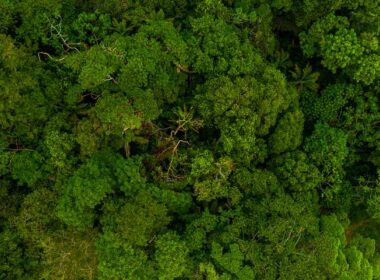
[1,0,380,279]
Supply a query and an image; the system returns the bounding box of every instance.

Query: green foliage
[1,1,380,279]
[299,13,350,57]
[301,84,355,124]
[234,167,280,195]
[354,54,380,85]
[14,0,62,49]
[155,232,190,279]
[15,188,57,243]
[39,229,98,280]
[11,151,44,187]
[290,64,320,92]
[43,128,75,170]
[196,67,294,163]
[63,46,121,90]
[189,15,262,75]
[0,0,15,33]
[312,215,375,280]
[268,111,304,154]
[190,150,239,202]
[184,209,219,252]
[94,93,142,135]
[211,242,255,279]
[70,11,112,45]
[96,232,151,280]
[0,228,40,279]
[101,191,170,246]
[366,171,380,221]
[300,10,380,85]
[0,151,11,177]
[57,152,145,229]
[304,123,348,190]
[0,229,27,279]
[321,28,364,73]
[270,151,322,192]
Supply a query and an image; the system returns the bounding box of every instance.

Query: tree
[154,232,190,279]
[268,111,304,154]
[96,232,152,280]
[11,151,45,188]
[190,150,239,203]
[304,123,348,198]
[196,70,294,163]
[211,242,255,279]
[57,151,145,229]
[270,151,322,192]
[100,191,170,246]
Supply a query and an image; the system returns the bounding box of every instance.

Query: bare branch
[0,147,35,152]
[38,52,65,62]
[45,15,82,52]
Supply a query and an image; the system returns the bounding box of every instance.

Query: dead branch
[38,52,65,62]
[46,15,82,52]
[175,63,193,74]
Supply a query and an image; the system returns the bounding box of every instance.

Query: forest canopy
[1,0,380,279]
